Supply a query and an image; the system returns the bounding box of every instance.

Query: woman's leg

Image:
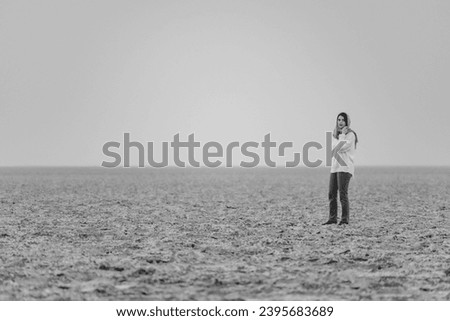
[325,173,338,224]
[337,172,352,224]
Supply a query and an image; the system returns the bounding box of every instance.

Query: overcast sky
[1,0,449,166]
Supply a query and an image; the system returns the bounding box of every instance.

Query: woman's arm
[337,132,356,153]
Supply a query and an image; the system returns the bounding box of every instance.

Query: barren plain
[1,167,449,300]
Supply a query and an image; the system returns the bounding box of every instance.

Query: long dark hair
[333,112,358,148]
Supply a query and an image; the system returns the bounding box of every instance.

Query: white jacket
[330,132,356,176]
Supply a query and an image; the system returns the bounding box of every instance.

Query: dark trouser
[328,172,352,223]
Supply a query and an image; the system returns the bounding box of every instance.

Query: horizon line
[1,164,449,169]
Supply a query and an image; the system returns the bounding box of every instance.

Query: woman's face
[337,115,346,129]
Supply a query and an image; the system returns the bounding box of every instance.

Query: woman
[323,112,358,225]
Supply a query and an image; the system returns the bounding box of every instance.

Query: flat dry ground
[1,167,449,300]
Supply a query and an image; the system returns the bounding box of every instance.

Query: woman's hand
[341,126,348,135]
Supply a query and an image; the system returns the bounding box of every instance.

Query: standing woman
[323,112,358,225]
